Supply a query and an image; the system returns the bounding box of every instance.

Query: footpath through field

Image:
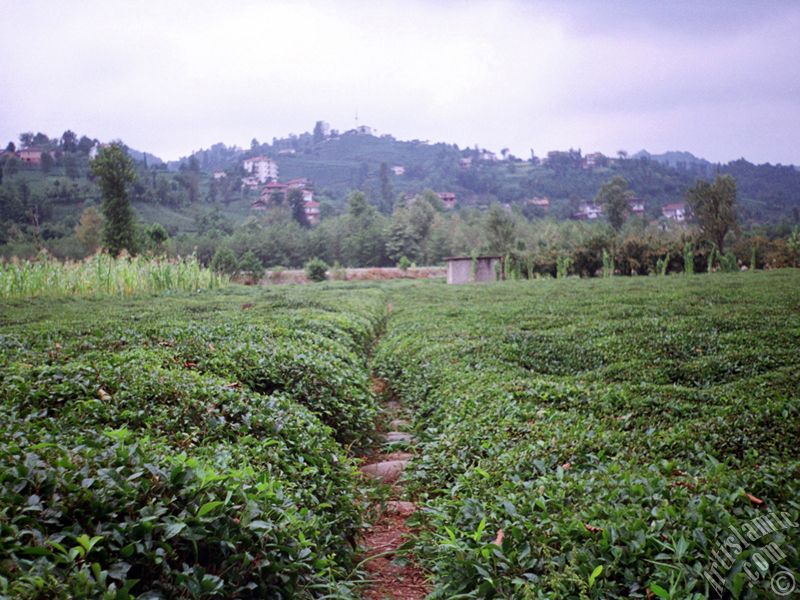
[357,302,429,599]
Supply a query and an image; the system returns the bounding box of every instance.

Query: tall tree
[75,206,104,253]
[91,143,137,256]
[60,130,78,152]
[287,188,310,228]
[485,204,516,254]
[595,175,634,232]
[379,162,393,213]
[313,121,326,144]
[686,174,738,254]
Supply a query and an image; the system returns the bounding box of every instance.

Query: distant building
[303,200,321,225]
[213,171,226,180]
[662,202,688,222]
[478,150,497,162]
[629,198,645,216]
[573,202,603,220]
[583,152,607,169]
[526,197,550,209]
[18,149,44,164]
[445,255,505,284]
[391,165,405,176]
[438,192,457,209]
[277,148,296,155]
[254,178,320,224]
[459,157,473,168]
[355,125,374,135]
[243,156,278,183]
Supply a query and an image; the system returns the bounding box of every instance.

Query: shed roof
[444,255,503,261]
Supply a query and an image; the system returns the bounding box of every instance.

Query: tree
[5,141,15,153]
[313,121,326,144]
[91,143,137,256]
[40,152,54,174]
[686,174,738,254]
[145,223,169,253]
[485,204,516,254]
[287,188,310,228]
[595,175,634,232]
[379,163,393,213]
[60,130,78,152]
[75,206,105,253]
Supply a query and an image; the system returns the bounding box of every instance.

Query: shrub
[397,255,412,271]
[237,250,264,284]
[305,257,329,282]
[210,246,238,275]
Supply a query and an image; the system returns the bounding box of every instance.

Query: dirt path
[358,376,429,600]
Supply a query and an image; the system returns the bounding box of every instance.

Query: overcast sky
[1,0,798,164]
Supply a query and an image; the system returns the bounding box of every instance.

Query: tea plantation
[374,270,800,599]
[0,286,386,598]
[1,270,798,598]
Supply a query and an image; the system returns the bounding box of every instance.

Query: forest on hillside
[1,127,799,274]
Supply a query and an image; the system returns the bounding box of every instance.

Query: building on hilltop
[242,156,278,184]
[629,198,645,216]
[573,202,603,220]
[526,197,550,210]
[661,202,688,222]
[391,165,405,176]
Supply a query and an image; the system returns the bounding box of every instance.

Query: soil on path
[358,376,429,600]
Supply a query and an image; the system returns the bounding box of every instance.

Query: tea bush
[0,284,387,598]
[374,271,800,598]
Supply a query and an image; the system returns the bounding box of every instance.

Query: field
[1,271,798,598]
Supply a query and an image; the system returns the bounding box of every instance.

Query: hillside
[1,126,800,263]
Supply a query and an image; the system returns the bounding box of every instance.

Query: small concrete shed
[445,255,505,284]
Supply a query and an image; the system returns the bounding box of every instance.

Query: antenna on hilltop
[355,108,359,126]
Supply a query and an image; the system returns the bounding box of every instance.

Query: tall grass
[0,252,229,299]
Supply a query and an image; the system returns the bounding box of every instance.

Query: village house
[573,202,603,220]
[459,157,473,168]
[629,198,645,216]
[213,171,226,180]
[303,201,321,225]
[242,156,278,184]
[252,178,319,224]
[391,165,405,176]
[583,152,607,169]
[18,149,44,164]
[478,150,498,162]
[526,197,550,210]
[662,202,688,222]
[438,192,457,209]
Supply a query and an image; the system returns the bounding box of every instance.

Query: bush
[237,250,264,284]
[397,256,412,271]
[210,246,238,275]
[305,257,329,282]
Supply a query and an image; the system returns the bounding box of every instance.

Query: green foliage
[0,253,225,298]
[683,242,694,275]
[209,246,238,275]
[595,175,633,231]
[720,250,739,272]
[686,174,738,254]
[556,255,572,278]
[237,250,264,284]
[304,257,329,281]
[397,255,412,271]
[602,248,614,277]
[91,144,137,256]
[0,285,386,597]
[373,272,800,598]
